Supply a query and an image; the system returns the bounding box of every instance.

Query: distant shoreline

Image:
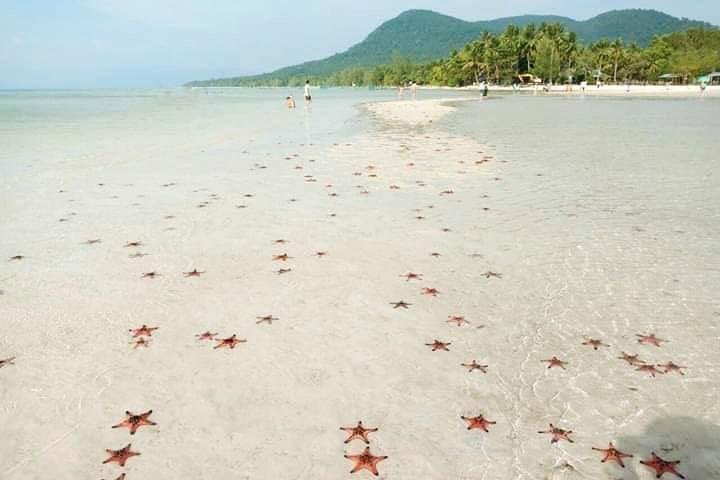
[181,84,720,99]
[420,84,720,98]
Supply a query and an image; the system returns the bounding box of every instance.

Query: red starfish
[129,325,158,337]
[636,364,664,377]
[422,287,440,296]
[640,452,685,478]
[102,444,141,467]
[132,335,152,348]
[400,272,423,281]
[141,272,160,278]
[461,414,496,432]
[542,356,568,369]
[461,360,488,373]
[582,338,609,350]
[0,356,16,368]
[124,242,143,248]
[256,315,278,324]
[276,268,292,274]
[538,424,574,443]
[213,334,246,349]
[658,361,686,375]
[184,269,205,277]
[618,352,644,366]
[447,315,470,326]
[273,253,292,261]
[195,331,217,340]
[344,446,387,476]
[390,300,411,309]
[339,421,378,444]
[592,442,633,468]
[128,325,158,338]
[426,340,451,351]
[637,333,667,347]
[112,410,156,435]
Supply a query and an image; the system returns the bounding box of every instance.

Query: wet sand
[1,94,719,479]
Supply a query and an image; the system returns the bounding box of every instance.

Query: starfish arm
[349,464,365,474]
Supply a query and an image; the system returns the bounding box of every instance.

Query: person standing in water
[304,80,312,105]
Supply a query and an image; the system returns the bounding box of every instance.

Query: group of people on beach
[286,80,312,109]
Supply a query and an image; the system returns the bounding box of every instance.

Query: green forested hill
[186,9,715,86]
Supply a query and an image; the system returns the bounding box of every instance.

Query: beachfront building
[658,73,684,84]
[697,72,720,85]
[516,73,542,86]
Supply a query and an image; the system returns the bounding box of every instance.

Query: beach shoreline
[419,83,720,98]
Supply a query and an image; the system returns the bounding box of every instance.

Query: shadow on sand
[609,416,720,479]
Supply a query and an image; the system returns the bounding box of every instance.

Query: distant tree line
[188,25,720,87]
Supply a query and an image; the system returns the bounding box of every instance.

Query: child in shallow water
[285,96,296,109]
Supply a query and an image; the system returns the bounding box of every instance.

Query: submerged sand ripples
[1,95,719,479]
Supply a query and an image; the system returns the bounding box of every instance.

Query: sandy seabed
[1,97,719,480]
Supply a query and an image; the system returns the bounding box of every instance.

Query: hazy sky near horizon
[2,0,718,88]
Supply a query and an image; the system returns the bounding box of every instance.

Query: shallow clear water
[1,90,719,479]
[0,88,481,177]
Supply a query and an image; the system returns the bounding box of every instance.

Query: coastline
[420,84,720,98]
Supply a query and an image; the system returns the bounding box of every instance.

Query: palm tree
[519,24,537,72]
[610,39,626,83]
[479,32,501,83]
[499,25,522,77]
[461,40,485,85]
[590,39,612,82]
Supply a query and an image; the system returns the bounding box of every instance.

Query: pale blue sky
[1,0,717,89]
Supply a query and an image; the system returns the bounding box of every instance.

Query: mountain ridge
[186,9,716,86]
